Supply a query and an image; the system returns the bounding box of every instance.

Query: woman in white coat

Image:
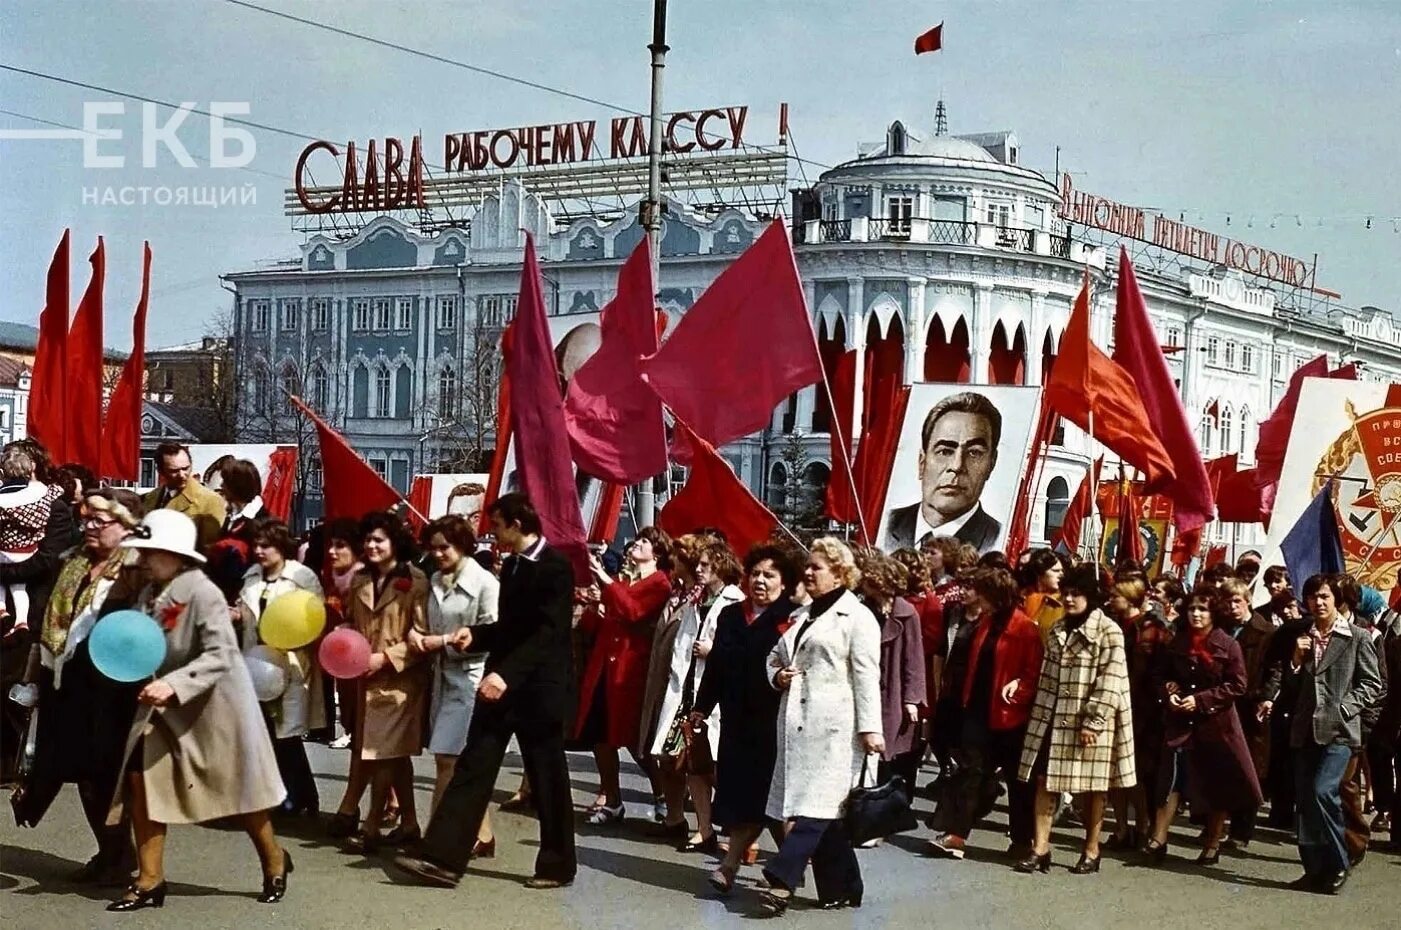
[237,519,325,817]
[761,537,883,915]
[408,516,499,856]
[647,534,743,853]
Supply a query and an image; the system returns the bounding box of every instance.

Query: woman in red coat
[929,566,1044,860]
[1143,588,1263,866]
[577,527,674,825]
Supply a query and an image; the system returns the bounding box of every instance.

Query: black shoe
[343,832,381,855]
[106,881,168,912]
[680,834,721,855]
[326,811,358,839]
[1143,840,1169,864]
[819,892,862,910]
[1014,851,1052,873]
[758,886,792,916]
[382,824,422,848]
[1070,852,1101,874]
[652,819,689,841]
[1322,870,1348,895]
[390,854,461,888]
[1287,873,1319,892]
[1197,846,1221,866]
[257,849,293,904]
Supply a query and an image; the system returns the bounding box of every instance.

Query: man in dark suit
[883,392,1003,553]
[395,493,577,889]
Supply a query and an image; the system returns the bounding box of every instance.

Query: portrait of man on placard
[880,386,1039,554]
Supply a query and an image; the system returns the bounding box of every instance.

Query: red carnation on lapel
[393,577,412,592]
[159,601,187,631]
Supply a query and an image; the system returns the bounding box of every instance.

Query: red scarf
[1186,626,1215,664]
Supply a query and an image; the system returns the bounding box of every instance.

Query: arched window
[1219,405,1234,454]
[1044,476,1071,538]
[802,462,831,514]
[310,364,329,411]
[351,364,369,418]
[1239,407,1252,461]
[438,366,457,418]
[279,364,299,411]
[374,365,392,418]
[1200,411,1215,456]
[767,462,788,510]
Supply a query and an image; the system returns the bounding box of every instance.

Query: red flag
[66,238,106,471]
[1052,457,1101,555]
[564,239,666,483]
[28,230,71,461]
[1005,403,1059,558]
[914,23,943,54]
[1204,545,1228,568]
[407,474,433,531]
[823,350,858,523]
[661,424,778,556]
[479,325,515,537]
[261,446,299,522]
[1218,467,1267,524]
[855,373,910,545]
[1112,251,1214,531]
[510,235,589,577]
[1115,481,1145,565]
[589,483,625,545]
[1045,274,1175,485]
[640,221,822,454]
[1255,354,1329,489]
[290,394,405,521]
[98,242,150,480]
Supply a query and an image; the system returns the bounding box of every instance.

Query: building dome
[869,131,997,163]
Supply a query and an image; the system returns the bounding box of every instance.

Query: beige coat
[765,590,883,820]
[111,568,285,825]
[142,479,228,552]
[236,559,326,739]
[346,565,430,760]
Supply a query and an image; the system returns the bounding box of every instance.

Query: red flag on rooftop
[661,424,779,557]
[914,23,943,54]
[563,239,667,484]
[1044,273,1175,486]
[99,242,151,480]
[509,234,588,577]
[66,238,106,471]
[28,230,70,462]
[290,394,405,521]
[1113,249,1214,532]
[639,221,822,457]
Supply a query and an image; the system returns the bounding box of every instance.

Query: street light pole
[636,0,668,529]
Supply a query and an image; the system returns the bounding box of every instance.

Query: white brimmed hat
[120,509,207,564]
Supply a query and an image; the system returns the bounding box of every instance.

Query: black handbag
[842,754,917,845]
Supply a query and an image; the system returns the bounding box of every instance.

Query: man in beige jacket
[141,443,227,552]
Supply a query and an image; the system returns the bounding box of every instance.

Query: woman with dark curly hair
[1018,548,1066,644]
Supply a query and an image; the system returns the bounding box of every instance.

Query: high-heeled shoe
[681,834,721,855]
[106,881,168,912]
[758,886,791,916]
[819,891,863,910]
[382,823,422,848]
[257,850,293,904]
[343,831,382,855]
[1014,850,1052,873]
[471,838,496,859]
[707,865,736,895]
[1197,846,1221,866]
[1143,840,1170,864]
[1070,852,1102,874]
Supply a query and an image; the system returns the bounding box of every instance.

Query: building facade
[223,110,1401,554]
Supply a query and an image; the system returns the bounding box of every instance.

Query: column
[906,276,927,384]
[847,276,866,439]
[971,282,994,383]
[1027,288,1048,385]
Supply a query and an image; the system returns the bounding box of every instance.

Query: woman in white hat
[105,510,292,912]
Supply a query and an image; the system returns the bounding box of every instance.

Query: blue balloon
[89,609,167,683]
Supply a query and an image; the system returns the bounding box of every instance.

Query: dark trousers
[1229,805,1257,842]
[1366,734,1398,822]
[938,717,1033,844]
[763,817,861,903]
[1267,714,1297,826]
[1339,750,1370,862]
[1295,742,1351,878]
[421,694,576,880]
[271,734,319,812]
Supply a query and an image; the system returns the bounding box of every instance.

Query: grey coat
[1283,621,1385,750]
[110,568,285,825]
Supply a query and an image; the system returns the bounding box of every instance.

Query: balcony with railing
[794,215,1092,263]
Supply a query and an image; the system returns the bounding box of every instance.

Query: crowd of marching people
[2,437,1399,915]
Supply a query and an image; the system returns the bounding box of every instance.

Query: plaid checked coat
[1017,608,1137,793]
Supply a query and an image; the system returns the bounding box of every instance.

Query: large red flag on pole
[99,242,151,480]
[660,424,779,557]
[1112,248,1213,532]
[28,230,71,461]
[66,238,107,471]
[563,239,667,483]
[1044,274,1175,485]
[639,221,823,455]
[1114,478,1145,565]
[510,234,589,577]
[289,394,407,521]
[822,350,858,523]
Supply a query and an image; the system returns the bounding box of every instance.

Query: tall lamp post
[635,0,669,529]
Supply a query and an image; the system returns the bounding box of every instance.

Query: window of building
[250,299,270,332]
[279,365,298,410]
[373,298,392,331]
[1166,327,1182,348]
[352,299,370,332]
[140,457,156,488]
[1239,407,1252,459]
[985,202,1011,226]
[1044,476,1071,538]
[162,369,174,390]
[307,455,323,491]
[886,195,913,234]
[1025,203,1045,229]
[438,366,457,417]
[1224,341,1237,369]
[1219,405,1234,453]
[280,299,300,332]
[395,297,414,331]
[252,367,269,411]
[1241,343,1254,373]
[436,296,458,331]
[374,366,392,417]
[478,294,518,328]
[310,298,330,331]
[821,200,838,221]
[310,364,329,411]
[1206,335,1220,365]
[0,409,9,432]
[1273,352,1284,378]
[367,455,388,480]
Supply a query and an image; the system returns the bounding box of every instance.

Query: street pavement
[3,744,1397,929]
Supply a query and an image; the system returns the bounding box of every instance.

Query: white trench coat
[765,589,882,821]
[647,584,743,759]
[426,559,499,756]
[236,560,326,739]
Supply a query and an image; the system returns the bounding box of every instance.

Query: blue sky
[2,0,1398,349]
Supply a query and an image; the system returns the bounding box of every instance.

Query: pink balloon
[318,627,371,680]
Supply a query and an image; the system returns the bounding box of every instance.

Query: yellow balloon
[259,589,327,650]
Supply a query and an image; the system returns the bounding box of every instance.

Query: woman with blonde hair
[760,537,882,914]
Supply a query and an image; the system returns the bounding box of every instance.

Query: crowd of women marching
[2,438,1398,915]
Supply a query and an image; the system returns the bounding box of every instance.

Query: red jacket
[573,571,671,747]
[906,591,945,716]
[960,607,1044,731]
